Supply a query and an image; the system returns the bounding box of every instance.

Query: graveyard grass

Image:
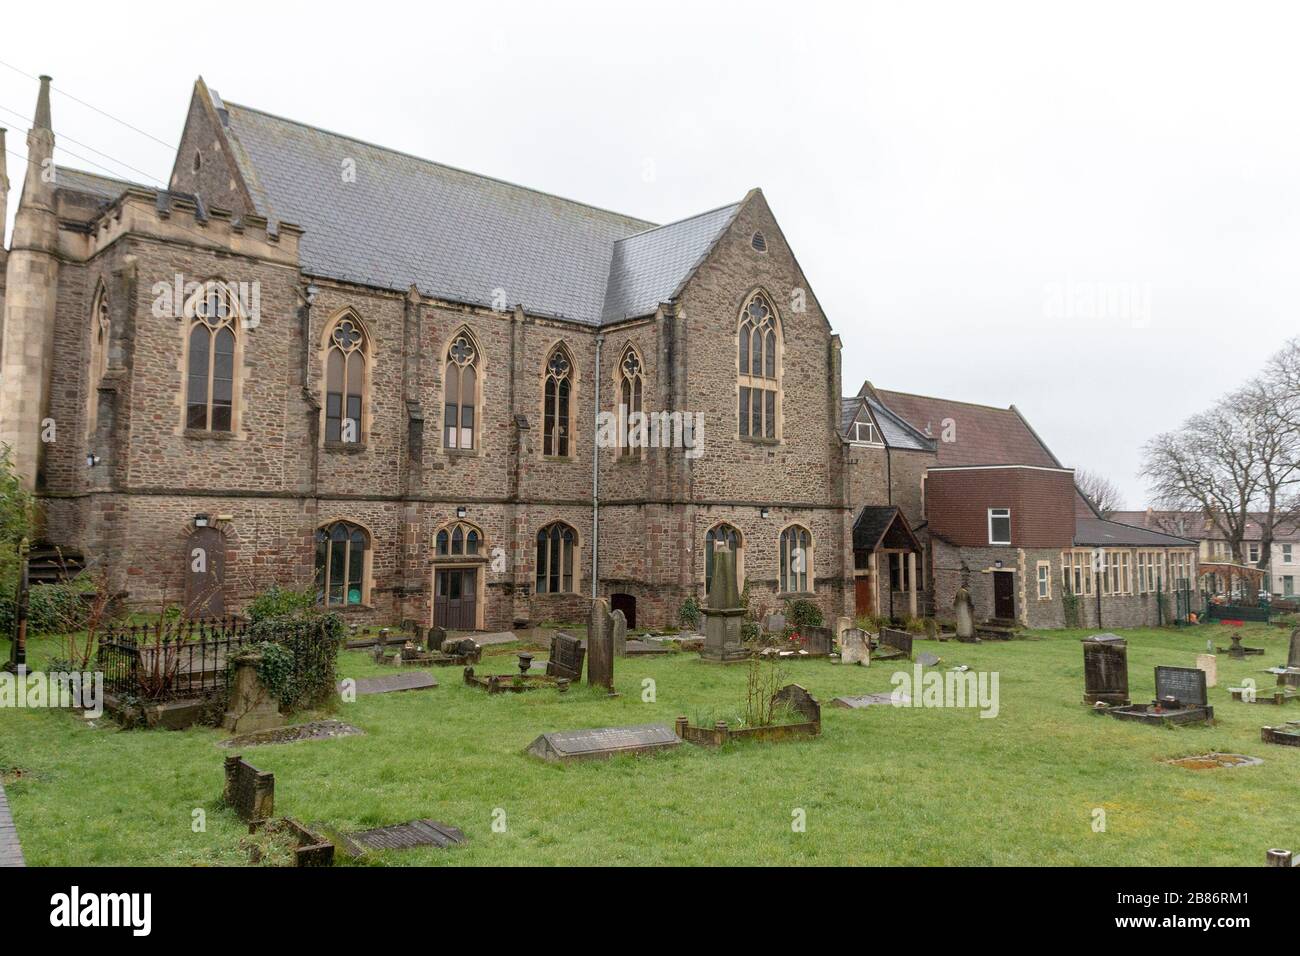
[3,622,1300,865]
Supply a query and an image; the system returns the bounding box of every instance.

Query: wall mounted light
[456,506,468,519]
[760,507,770,519]
[194,514,211,528]
[305,283,320,306]
[994,559,1003,569]
[85,453,101,469]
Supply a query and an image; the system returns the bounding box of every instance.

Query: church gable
[168,79,256,219]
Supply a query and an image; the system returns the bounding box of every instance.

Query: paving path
[0,781,25,867]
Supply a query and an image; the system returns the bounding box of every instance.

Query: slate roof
[872,388,1061,468]
[215,96,740,325]
[853,505,921,553]
[1074,515,1196,548]
[1109,510,1300,543]
[840,395,935,452]
[55,167,144,203]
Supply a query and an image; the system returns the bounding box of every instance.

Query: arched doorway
[611,593,636,630]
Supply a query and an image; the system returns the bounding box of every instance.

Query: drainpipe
[592,335,604,599]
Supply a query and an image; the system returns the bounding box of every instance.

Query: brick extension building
[0,76,867,631]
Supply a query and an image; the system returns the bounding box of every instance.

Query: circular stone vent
[1167,753,1263,770]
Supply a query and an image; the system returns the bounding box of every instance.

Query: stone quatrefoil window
[543,346,573,457]
[325,315,367,443]
[185,282,240,432]
[315,521,368,607]
[444,332,478,450]
[536,521,576,594]
[738,292,780,440]
[436,522,481,557]
[619,346,643,456]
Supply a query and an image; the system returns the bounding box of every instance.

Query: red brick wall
[926,467,1075,548]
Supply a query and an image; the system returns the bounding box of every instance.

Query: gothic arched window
[185,281,240,432]
[444,330,479,450]
[705,523,742,595]
[543,345,573,457]
[779,524,812,594]
[315,520,369,607]
[436,521,482,557]
[87,283,110,437]
[535,521,577,594]
[324,313,367,443]
[619,345,643,456]
[738,291,780,440]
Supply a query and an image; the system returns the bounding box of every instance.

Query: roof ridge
[57,166,143,189]
[614,200,743,243]
[875,387,1016,414]
[221,99,659,231]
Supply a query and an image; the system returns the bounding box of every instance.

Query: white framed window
[1249,543,1261,564]
[1061,550,1094,596]
[1284,544,1293,564]
[1101,550,1132,596]
[1036,561,1051,600]
[851,418,880,445]
[988,508,1011,546]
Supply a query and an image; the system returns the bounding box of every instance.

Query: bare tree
[1076,468,1125,517]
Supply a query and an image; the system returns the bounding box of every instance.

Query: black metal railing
[96,616,252,701]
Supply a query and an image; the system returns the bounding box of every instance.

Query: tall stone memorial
[700,549,748,663]
[954,584,976,643]
[587,598,615,692]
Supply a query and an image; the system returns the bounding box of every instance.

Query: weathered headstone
[800,625,833,657]
[834,692,909,708]
[772,683,821,724]
[587,597,615,690]
[223,755,274,823]
[546,632,585,681]
[1196,653,1217,689]
[835,616,854,643]
[764,612,786,634]
[526,724,680,763]
[954,585,976,642]
[611,608,628,658]
[878,628,914,660]
[840,628,870,666]
[1155,665,1208,708]
[428,626,448,651]
[1288,628,1300,669]
[1081,633,1130,706]
[917,651,941,667]
[221,651,285,734]
[924,618,939,642]
[700,549,748,663]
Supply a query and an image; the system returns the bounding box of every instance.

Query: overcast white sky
[2,0,1296,507]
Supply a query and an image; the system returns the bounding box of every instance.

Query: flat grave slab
[833,692,911,709]
[342,672,438,696]
[473,631,520,647]
[221,719,365,749]
[625,639,671,655]
[1262,722,1300,746]
[526,723,680,763]
[340,819,466,856]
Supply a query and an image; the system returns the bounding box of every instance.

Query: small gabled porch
[852,505,924,620]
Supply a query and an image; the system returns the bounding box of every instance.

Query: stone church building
[0,77,862,631]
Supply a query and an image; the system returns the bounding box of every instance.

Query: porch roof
[854,505,921,554]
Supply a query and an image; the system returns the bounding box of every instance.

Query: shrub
[246,585,315,624]
[250,641,297,707]
[0,576,97,637]
[784,598,823,630]
[246,608,344,711]
[0,448,33,598]
[678,595,701,630]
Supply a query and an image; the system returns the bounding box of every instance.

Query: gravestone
[800,625,833,657]
[954,585,976,642]
[223,755,274,823]
[221,651,285,734]
[878,628,914,660]
[1196,653,1217,689]
[1155,665,1208,708]
[772,684,821,724]
[342,819,466,855]
[343,672,438,696]
[611,608,628,658]
[917,651,941,667]
[428,626,448,651]
[835,616,854,643]
[526,724,681,763]
[1288,628,1300,669]
[834,692,909,708]
[841,628,870,666]
[221,719,364,749]
[587,597,615,690]
[764,613,786,634]
[1081,634,1130,706]
[700,549,748,663]
[924,618,940,642]
[546,632,585,681]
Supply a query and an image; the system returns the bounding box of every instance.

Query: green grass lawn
[2,621,1298,866]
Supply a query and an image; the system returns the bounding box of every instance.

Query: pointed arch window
[543,345,573,457]
[436,521,482,557]
[324,314,367,443]
[87,283,110,437]
[618,345,643,456]
[535,521,576,594]
[444,331,479,450]
[779,524,812,594]
[705,523,742,595]
[185,281,240,432]
[738,291,780,440]
[314,520,369,607]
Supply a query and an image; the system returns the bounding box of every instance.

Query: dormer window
[851,419,880,445]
